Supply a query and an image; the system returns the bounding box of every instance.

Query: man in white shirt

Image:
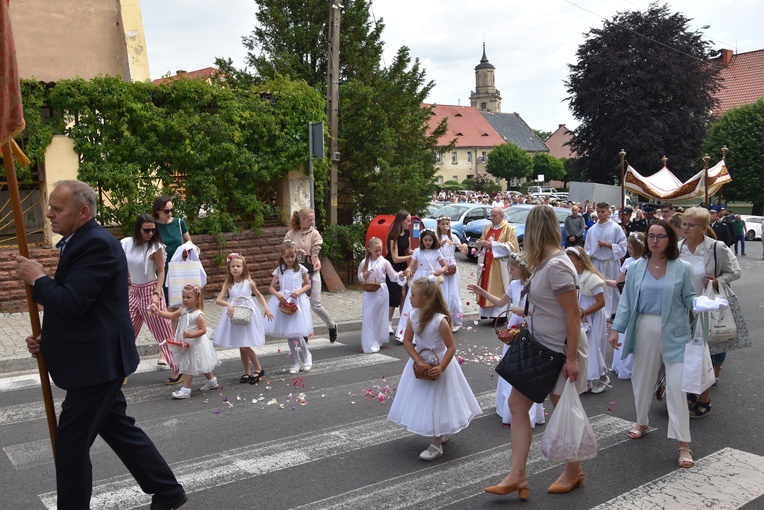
[585,202,627,318]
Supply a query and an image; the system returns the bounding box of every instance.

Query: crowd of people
[13,180,751,506]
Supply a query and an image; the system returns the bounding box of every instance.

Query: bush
[321,223,368,282]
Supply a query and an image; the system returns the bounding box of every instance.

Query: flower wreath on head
[427,274,439,283]
[564,247,581,257]
[227,252,241,262]
[628,231,645,246]
[507,251,529,271]
[183,283,202,295]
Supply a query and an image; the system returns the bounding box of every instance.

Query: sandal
[239,374,251,383]
[249,368,265,384]
[687,393,698,407]
[165,373,183,385]
[678,447,694,468]
[689,400,711,419]
[628,424,647,439]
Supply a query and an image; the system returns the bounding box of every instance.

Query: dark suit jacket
[33,219,139,390]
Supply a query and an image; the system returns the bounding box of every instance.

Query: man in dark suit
[708,205,733,246]
[15,180,187,510]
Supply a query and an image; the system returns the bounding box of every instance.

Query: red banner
[1,0,25,146]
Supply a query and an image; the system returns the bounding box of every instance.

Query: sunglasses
[163,208,174,214]
[142,228,156,234]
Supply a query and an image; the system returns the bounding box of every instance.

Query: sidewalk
[0,259,482,374]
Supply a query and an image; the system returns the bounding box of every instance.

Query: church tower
[470,43,501,113]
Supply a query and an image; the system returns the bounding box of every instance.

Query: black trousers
[56,378,184,509]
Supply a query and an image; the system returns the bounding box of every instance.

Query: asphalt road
[2,242,763,509]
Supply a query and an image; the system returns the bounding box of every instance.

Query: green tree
[532,153,565,182]
[243,0,383,89]
[485,143,533,182]
[566,3,720,183]
[704,99,764,214]
[533,129,552,142]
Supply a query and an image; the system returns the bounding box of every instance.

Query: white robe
[358,256,405,353]
[584,220,626,316]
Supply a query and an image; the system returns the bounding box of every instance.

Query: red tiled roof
[424,104,505,147]
[152,67,220,85]
[711,49,764,117]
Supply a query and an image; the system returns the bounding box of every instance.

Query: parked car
[421,203,492,240]
[462,204,573,259]
[740,215,763,241]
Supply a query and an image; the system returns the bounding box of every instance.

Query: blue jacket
[611,257,696,363]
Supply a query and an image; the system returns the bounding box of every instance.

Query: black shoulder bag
[495,280,567,403]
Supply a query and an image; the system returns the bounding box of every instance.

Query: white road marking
[591,447,764,510]
[297,414,635,510]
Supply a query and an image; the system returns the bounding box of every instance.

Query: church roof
[425,104,505,147]
[544,124,578,159]
[480,111,549,152]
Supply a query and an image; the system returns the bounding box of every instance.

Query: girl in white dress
[436,216,468,332]
[606,232,644,379]
[264,241,314,374]
[214,253,273,384]
[151,284,220,399]
[468,252,546,428]
[358,237,406,353]
[395,230,447,342]
[388,277,481,461]
[566,246,609,393]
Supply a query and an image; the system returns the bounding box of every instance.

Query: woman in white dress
[388,277,481,461]
[395,230,447,342]
[358,238,406,353]
[469,252,545,428]
[436,216,468,332]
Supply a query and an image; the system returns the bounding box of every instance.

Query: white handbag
[705,281,736,342]
[681,316,715,395]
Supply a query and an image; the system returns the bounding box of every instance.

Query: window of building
[435,152,442,164]
[437,176,443,184]
[480,102,487,109]
[467,152,472,163]
[451,151,457,164]
[453,175,458,182]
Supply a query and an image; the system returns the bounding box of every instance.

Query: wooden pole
[326,1,341,225]
[619,149,626,211]
[2,140,57,459]
[703,154,710,206]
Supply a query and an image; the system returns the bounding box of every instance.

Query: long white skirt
[580,293,608,381]
[496,343,546,427]
[388,358,481,437]
[360,285,390,353]
[441,269,463,327]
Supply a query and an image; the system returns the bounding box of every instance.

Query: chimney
[176,70,187,76]
[721,49,733,66]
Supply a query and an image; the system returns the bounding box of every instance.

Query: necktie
[56,238,67,254]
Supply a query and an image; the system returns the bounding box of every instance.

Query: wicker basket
[442,265,456,276]
[279,301,298,315]
[495,310,522,344]
[360,282,382,292]
[412,348,441,380]
[230,297,253,326]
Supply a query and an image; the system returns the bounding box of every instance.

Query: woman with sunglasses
[121,213,180,383]
[152,195,192,302]
[608,219,697,468]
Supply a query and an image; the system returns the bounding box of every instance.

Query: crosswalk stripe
[0,350,398,427]
[590,447,764,510]
[295,414,634,510]
[35,389,496,509]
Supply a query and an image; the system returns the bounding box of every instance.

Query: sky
[141,0,764,133]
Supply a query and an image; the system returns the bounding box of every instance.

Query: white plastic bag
[682,316,715,394]
[541,379,598,462]
[705,281,736,342]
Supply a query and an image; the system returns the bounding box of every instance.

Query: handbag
[359,281,382,292]
[704,281,736,342]
[167,260,204,308]
[681,315,715,394]
[706,244,751,354]
[300,255,314,297]
[442,265,456,276]
[230,297,254,326]
[412,348,440,380]
[541,380,598,462]
[495,282,566,403]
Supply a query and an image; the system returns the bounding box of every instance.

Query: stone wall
[0,225,290,313]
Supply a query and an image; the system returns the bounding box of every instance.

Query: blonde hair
[523,206,562,270]
[224,253,251,287]
[362,237,383,272]
[278,241,300,273]
[182,283,204,311]
[683,206,710,228]
[627,232,646,258]
[507,251,531,281]
[565,246,605,280]
[410,277,451,335]
[436,216,452,239]
[290,207,314,231]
